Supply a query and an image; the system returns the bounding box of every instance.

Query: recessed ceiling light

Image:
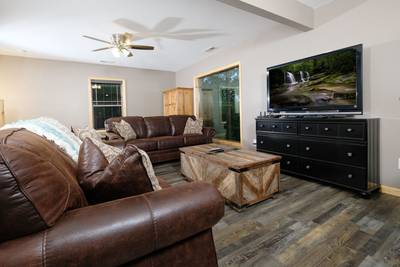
[205,46,217,53]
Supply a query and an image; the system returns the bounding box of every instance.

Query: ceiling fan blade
[153,17,183,32]
[163,33,223,40]
[82,35,111,44]
[113,19,150,33]
[92,47,113,52]
[128,45,154,50]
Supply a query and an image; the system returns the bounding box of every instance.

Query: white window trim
[88,77,127,130]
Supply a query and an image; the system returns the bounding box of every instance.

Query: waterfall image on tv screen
[268,48,358,110]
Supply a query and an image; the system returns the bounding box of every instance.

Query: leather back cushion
[105,116,147,139]
[144,116,172,138]
[0,128,87,242]
[169,115,196,136]
[78,139,154,204]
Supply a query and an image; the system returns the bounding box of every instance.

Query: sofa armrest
[104,139,125,149]
[202,127,216,138]
[0,182,224,267]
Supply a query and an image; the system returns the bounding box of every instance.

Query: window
[89,79,126,130]
[195,64,241,143]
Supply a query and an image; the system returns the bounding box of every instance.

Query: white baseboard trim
[380,185,400,197]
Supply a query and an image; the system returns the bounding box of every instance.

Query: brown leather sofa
[104,115,215,163]
[0,128,224,267]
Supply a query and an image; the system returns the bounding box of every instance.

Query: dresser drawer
[339,123,366,140]
[280,155,299,172]
[300,123,318,135]
[300,140,367,167]
[299,159,366,190]
[257,135,298,154]
[269,122,282,132]
[275,138,299,154]
[256,121,269,131]
[299,140,337,162]
[256,135,269,150]
[318,123,339,137]
[337,143,367,167]
[281,122,297,133]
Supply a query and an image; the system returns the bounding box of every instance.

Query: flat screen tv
[267,44,363,115]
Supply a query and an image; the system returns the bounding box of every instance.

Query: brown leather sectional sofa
[0,128,224,267]
[104,115,216,163]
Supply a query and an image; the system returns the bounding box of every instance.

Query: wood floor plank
[154,161,400,267]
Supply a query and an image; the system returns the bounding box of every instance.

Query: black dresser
[256,117,380,195]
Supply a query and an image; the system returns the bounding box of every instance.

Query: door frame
[193,62,243,147]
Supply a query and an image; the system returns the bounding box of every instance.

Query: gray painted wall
[0,55,175,128]
[176,0,400,188]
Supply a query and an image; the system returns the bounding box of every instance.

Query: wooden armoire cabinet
[163,87,194,116]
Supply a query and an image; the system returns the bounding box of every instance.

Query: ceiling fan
[83,33,154,58]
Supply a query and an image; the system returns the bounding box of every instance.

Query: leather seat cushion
[184,134,209,146]
[144,116,172,137]
[154,136,184,150]
[126,138,158,152]
[0,128,87,243]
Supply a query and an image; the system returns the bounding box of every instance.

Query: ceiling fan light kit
[83,33,154,58]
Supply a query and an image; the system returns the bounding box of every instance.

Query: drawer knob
[347,152,353,157]
[272,125,277,129]
[286,144,291,148]
[324,127,329,132]
[347,174,353,179]
[260,124,264,128]
[260,141,264,144]
[286,161,291,165]
[305,165,311,170]
[305,126,310,130]
[305,146,311,151]
[347,128,353,133]
[286,125,291,129]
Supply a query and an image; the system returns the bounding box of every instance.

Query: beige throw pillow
[131,145,162,191]
[183,118,203,135]
[113,120,136,141]
[73,127,102,142]
[90,138,122,163]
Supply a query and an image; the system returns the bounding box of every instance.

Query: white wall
[0,56,175,128]
[176,0,400,188]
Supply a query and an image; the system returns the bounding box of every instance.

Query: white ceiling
[0,0,299,72]
[297,0,335,9]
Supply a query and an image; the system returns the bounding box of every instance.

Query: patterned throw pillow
[113,120,136,141]
[131,145,162,191]
[72,127,122,163]
[73,127,102,142]
[183,117,203,135]
[90,137,122,163]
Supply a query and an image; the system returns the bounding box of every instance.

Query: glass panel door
[197,66,240,142]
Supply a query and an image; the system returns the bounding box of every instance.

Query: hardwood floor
[154,161,400,267]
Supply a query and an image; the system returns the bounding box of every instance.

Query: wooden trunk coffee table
[180,144,281,211]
